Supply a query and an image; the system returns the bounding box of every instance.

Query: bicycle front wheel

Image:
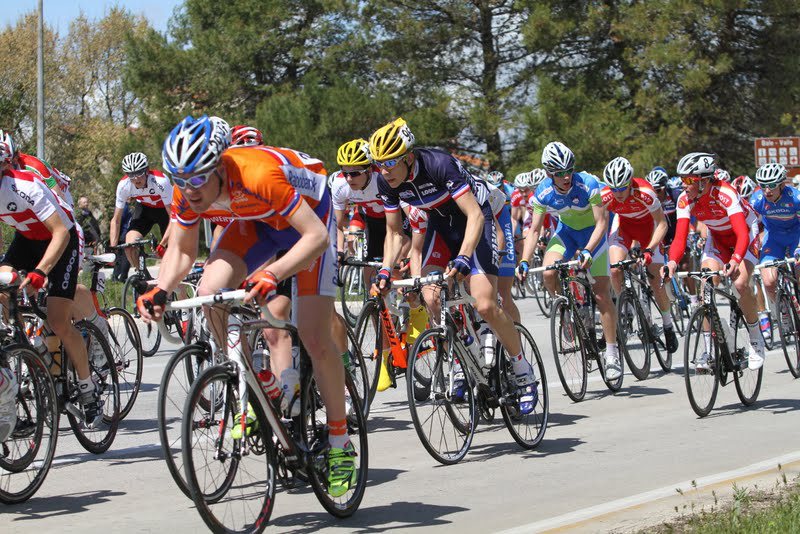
[550,297,587,402]
[183,364,276,533]
[497,323,548,449]
[354,300,383,407]
[731,307,763,406]
[683,307,719,417]
[0,345,59,504]
[105,307,142,419]
[776,290,800,378]
[616,291,651,380]
[406,326,475,465]
[341,265,367,327]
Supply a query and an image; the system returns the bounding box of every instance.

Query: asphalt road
[2,295,799,533]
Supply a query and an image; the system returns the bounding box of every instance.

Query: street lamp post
[37,0,45,158]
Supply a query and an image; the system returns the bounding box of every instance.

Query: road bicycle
[543,260,626,401]
[161,289,367,532]
[339,230,369,326]
[756,257,800,377]
[402,273,548,465]
[680,269,763,417]
[612,258,672,379]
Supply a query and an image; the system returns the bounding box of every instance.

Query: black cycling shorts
[362,213,411,261]
[128,204,170,237]
[4,228,81,299]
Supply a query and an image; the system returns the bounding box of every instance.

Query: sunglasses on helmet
[172,168,216,190]
[374,155,406,170]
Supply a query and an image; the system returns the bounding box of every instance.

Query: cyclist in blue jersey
[517,142,621,380]
[751,163,800,306]
[488,170,515,205]
[370,117,538,414]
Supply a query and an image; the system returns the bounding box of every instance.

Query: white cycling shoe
[748,338,765,371]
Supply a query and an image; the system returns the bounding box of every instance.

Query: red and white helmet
[231,125,263,147]
[0,129,17,164]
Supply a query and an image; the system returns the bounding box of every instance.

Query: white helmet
[676,152,717,177]
[122,152,148,174]
[646,168,669,189]
[736,176,757,199]
[714,168,731,182]
[541,141,575,172]
[163,115,230,175]
[487,170,504,186]
[529,168,547,188]
[603,157,634,188]
[513,172,530,188]
[755,163,787,187]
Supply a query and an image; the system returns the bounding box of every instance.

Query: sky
[2,0,184,34]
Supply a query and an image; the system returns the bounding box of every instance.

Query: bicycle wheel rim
[106,308,143,420]
[683,307,719,417]
[777,292,800,378]
[731,307,763,406]
[550,298,587,402]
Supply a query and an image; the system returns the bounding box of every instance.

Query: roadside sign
[754,137,800,168]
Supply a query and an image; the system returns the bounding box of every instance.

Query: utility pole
[37,0,45,158]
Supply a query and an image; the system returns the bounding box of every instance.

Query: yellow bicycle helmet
[369,117,415,161]
[336,138,371,167]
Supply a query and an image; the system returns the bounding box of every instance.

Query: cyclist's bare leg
[497,276,520,322]
[647,262,671,313]
[593,276,618,343]
[48,296,90,379]
[124,229,145,268]
[420,264,444,323]
[732,260,758,323]
[760,266,778,303]
[542,249,565,296]
[471,273,521,355]
[609,245,627,296]
[331,311,349,358]
[71,284,96,320]
[260,294,291,374]
[195,249,248,350]
[297,295,345,421]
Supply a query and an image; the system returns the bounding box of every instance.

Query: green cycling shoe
[327,442,358,497]
[230,404,257,440]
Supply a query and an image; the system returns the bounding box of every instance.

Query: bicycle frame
[688,271,744,376]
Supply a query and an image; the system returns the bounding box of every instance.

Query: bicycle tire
[341,318,371,420]
[0,345,59,504]
[341,265,367,327]
[302,360,368,517]
[182,364,276,533]
[123,274,162,356]
[157,342,214,499]
[406,325,475,465]
[550,297,587,402]
[731,307,763,406]
[353,300,382,407]
[646,294,674,373]
[616,291,651,380]
[67,320,120,454]
[498,323,548,449]
[105,307,143,420]
[684,307,719,417]
[776,290,800,378]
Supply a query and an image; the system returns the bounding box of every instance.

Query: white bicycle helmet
[529,168,547,188]
[603,157,634,188]
[541,141,575,172]
[487,170,504,186]
[736,175,757,199]
[646,168,669,189]
[755,163,787,187]
[121,152,148,174]
[513,172,530,188]
[714,168,731,182]
[676,152,717,177]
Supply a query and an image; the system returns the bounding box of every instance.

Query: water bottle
[478,323,495,368]
[280,368,301,417]
[251,348,267,372]
[257,368,282,407]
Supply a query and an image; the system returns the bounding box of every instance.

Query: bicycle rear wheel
[731,307,763,406]
[684,307,719,417]
[67,321,120,454]
[302,363,368,517]
[105,307,142,419]
[0,345,59,504]
[183,364,276,533]
[406,326,475,465]
[550,297,587,402]
[157,342,214,498]
[776,290,800,378]
[616,291,651,380]
[498,323,548,449]
[341,265,367,327]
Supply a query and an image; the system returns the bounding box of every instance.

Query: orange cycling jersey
[172,146,328,230]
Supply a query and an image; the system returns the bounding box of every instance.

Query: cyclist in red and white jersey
[110,152,173,268]
[0,137,105,427]
[663,152,765,370]
[601,157,678,354]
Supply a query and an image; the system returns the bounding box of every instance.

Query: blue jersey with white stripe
[377,148,489,218]
[750,186,800,234]
[501,182,515,204]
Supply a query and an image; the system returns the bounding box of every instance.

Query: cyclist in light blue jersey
[516,142,621,380]
[751,163,800,304]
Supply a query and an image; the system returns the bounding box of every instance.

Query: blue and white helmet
[487,170,504,186]
[541,141,575,173]
[163,115,230,175]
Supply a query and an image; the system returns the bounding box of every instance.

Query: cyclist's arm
[409,230,423,276]
[33,213,71,275]
[382,209,406,271]
[160,210,173,246]
[583,204,608,253]
[729,212,750,262]
[334,208,348,253]
[520,209,545,263]
[109,208,123,247]
[453,190,484,258]
[155,223,199,293]
[262,199,329,282]
[645,207,668,252]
